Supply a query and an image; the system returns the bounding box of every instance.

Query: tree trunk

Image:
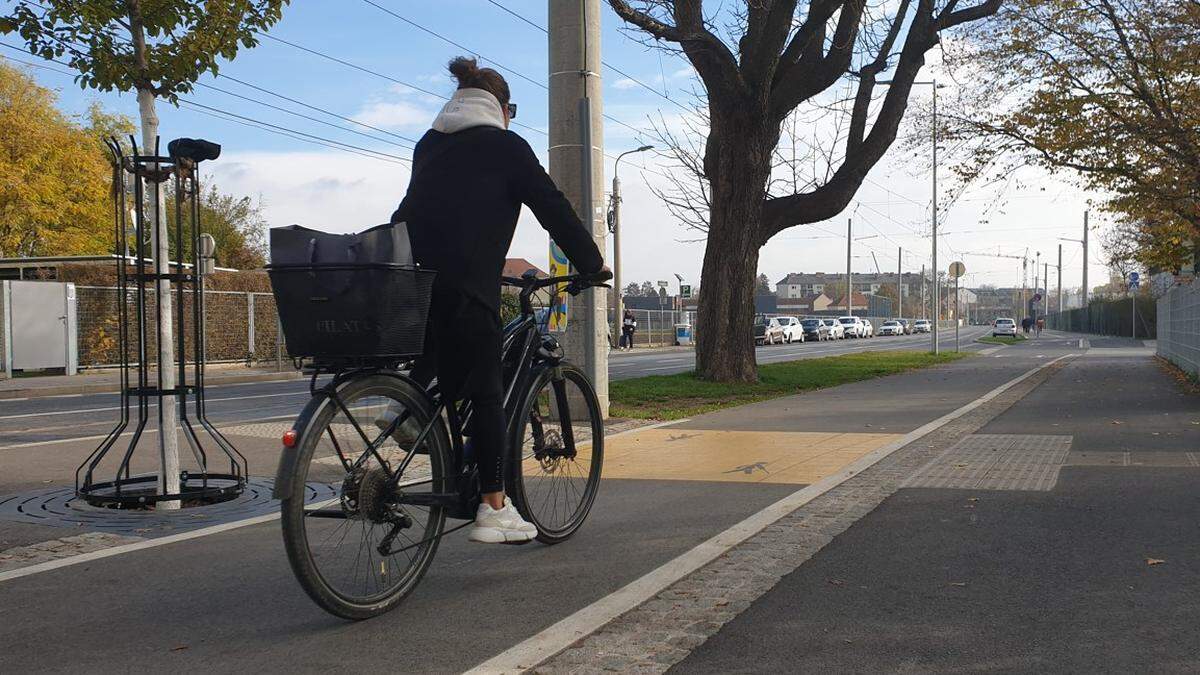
[136,74,180,509]
[695,117,774,382]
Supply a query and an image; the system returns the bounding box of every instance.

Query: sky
[0,0,1112,294]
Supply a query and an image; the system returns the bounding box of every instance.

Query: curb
[0,370,304,400]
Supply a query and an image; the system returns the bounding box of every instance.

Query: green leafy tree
[755,273,773,296]
[0,60,112,257]
[167,183,268,270]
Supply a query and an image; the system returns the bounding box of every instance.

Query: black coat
[391,126,603,398]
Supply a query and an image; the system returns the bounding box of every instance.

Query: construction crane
[958,247,1033,320]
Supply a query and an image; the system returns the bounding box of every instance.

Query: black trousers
[411,289,506,494]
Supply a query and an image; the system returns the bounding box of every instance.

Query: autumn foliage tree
[609,0,1001,381]
[934,0,1200,274]
[0,60,112,257]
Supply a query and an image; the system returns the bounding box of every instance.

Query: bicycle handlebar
[501,269,612,296]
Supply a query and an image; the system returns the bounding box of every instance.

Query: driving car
[777,316,806,343]
[821,318,845,339]
[837,315,867,338]
[879,319,904,336]
[754,314,786,345]
[799,318,830,341]
[913,319,932,333]
[896,318,912,334]
[993,317,1018,337]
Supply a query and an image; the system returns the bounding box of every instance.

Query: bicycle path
[0,342,1052,672]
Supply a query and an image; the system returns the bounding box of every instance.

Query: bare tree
[609,0,1002,381]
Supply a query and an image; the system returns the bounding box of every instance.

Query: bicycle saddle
[168,137,222,163]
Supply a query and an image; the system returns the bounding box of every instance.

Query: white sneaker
[468,497,537,544]
[374,403,422,450]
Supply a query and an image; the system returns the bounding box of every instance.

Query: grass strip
[610,350,970,420]
[976,335,1027,345]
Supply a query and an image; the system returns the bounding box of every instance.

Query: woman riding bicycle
[388,57,604,544]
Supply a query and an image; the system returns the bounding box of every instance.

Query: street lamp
[610,144,654,337]
[879,78,945,353]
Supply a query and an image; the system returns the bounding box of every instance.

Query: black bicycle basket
[267,223,435,359]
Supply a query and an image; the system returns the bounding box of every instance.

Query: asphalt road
[0,326,990,448]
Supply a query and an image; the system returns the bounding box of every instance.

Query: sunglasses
[506,102,518,119]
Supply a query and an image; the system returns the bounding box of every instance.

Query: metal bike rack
[75,137,247,508]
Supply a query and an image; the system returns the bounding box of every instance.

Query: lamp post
[610,144,653,341]
[881,78,944,353]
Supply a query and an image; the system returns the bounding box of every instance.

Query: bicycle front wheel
[280,373,450,620]
[507,363,604,544]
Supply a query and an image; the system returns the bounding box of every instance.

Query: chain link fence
[1045,296,1157,339]
[608,308,696,348]
[1158,282,1199,379]
[76,286,283,369]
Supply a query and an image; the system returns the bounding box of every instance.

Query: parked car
[879,320,905,336]
[777,316,806,343]
[821,318,845,339]
[837,315,867,338]
[754,314,786,345]
[913,319,932,333]
[993,317,1018,337]
[861,319,874,338]
[896,318,912,334]
[800,318,830,341]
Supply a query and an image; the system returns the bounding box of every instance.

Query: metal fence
[1158,282,1200,379]
[608,308,696,348]
[1045,296,1158,339]
[76,286,284,369]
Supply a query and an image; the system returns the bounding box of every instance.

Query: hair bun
[448,56,479,84]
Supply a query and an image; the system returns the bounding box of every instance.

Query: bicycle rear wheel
[280,373,450,620]
[507,363,603,544]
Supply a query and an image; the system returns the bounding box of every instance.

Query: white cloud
[612,77,642,90]
[355,100,436,130]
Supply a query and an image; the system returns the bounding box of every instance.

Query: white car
[820,318,845,339]
[861,319,874,338]
[913,319,932,333]
[837,316,867,338]
[778,316,806,343]
[993,317,1018,337]
[879,320,905,336]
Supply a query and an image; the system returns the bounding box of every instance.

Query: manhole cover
[0,478,338,538]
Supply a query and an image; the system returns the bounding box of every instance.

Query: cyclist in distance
[388,56,604,544]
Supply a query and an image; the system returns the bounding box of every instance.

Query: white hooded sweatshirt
[431,88,506,134]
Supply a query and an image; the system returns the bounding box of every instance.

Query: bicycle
[274,269,611,620]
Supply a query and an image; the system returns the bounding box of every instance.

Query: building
[502,257,546,279]
[776,272,924,300]
[776,292,833,314]
[970,287,1022,322]
[825,291,872,313]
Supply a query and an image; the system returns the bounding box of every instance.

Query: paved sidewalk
[672,344,1200,672]
[0,341,1042,672]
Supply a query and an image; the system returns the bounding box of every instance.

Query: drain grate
[0,478,338,538]
[902,434,1072,491]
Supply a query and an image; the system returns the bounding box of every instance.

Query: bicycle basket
[268,263,435,359]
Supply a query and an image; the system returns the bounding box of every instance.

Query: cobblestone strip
[0,532,145,574]
[533,359,1070,674]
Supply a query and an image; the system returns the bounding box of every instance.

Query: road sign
[1032,293,1042,302]
[680,284,692,298]
[1130,271,1140,283]
[948,261,966,279]
[657,280,669,288]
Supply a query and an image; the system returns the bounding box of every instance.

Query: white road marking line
[465,354,1074,674]
[0,390,310,421]
[0,417,690,585]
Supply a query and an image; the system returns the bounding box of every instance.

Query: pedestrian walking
[621,309,637,350]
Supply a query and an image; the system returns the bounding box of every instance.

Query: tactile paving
[902,434,1072,491]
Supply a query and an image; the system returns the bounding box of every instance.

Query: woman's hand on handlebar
[563,268,612,295]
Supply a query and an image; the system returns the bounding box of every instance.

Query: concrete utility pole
[920,264,926,320]
[846,218,853,317]
[1082,210,1089,306]
[549,0,607,412]
[930,81,939,355]
[1057,243,1063,314]
[897,247,903,318]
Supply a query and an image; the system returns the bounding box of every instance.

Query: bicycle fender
[272,390,335,500]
